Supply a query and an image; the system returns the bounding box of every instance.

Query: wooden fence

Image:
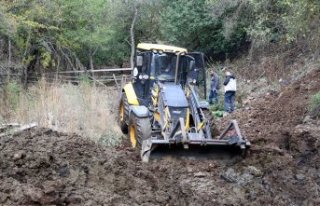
[0,67,133,89]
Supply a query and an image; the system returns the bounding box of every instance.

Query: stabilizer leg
[141,139,153,163]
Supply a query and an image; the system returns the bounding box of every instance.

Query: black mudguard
[129,105,150,118]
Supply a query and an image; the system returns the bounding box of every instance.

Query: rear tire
[118,92,130,134]
[203,109,219,138]
[128,114,151,148]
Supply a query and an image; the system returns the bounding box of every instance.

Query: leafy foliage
[160,0,249,59]
[247,0,320,45]
[0,0,319,70]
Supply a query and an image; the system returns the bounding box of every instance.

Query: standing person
[223,71,236,113]
[208,71,220,104]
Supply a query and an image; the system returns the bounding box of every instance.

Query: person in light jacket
[223,71,236,113]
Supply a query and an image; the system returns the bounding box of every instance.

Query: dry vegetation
[0,79,122,146]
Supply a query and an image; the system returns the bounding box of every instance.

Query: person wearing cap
[208,71,220,104]
[223,71,237,113]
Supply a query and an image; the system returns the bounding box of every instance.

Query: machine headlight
[138,74,149,80]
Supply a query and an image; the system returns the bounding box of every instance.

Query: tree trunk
[88,48,95,86]
[130,4,138,69]
[89,54,94,70]
[89,46,99,71]
[23,66,28,90]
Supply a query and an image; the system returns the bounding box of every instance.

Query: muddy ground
[0,69,320,205]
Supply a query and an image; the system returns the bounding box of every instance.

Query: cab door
[134,51,152,106]
[186,52,207,100]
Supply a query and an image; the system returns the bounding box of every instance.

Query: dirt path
[0,69,319,206]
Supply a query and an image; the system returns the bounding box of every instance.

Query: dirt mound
[220,68,320,205]
[233,68,320,147]
[0,128,252,205]
[0,127,318,206]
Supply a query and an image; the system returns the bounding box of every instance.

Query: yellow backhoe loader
[118,43,250,162]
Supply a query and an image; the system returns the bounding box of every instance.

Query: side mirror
[136,56,143,67]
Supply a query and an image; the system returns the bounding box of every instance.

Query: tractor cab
[132,43,207,106]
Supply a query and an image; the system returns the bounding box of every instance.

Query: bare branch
[130,3,138,69]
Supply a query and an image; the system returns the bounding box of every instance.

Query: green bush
[209,97,224,111]
[309,92,320,118]
[209,91,225,118]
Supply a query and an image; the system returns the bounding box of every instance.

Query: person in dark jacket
[223,71,237,113]
[208,71,220,104]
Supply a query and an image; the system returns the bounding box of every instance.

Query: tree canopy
[0,0,318,71]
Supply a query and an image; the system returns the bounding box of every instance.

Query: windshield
[151,52,206,99]
[154,53,177,81]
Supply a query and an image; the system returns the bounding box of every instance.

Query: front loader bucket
[140,120,250,163]
[141,143,245,163]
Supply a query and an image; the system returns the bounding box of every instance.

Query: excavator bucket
[140,119,250,163]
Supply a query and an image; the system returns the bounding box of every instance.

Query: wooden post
[113,73,120,90]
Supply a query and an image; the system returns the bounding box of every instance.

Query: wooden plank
[0,124,20,133]
[113,74,120,89]
[48,68,132,74]
[1,123,20,127]
[88,76,108,88]
[0,122,37,138]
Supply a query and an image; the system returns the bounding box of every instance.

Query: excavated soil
[1,69,320,205]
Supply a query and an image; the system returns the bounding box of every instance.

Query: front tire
[128,114,151,148]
